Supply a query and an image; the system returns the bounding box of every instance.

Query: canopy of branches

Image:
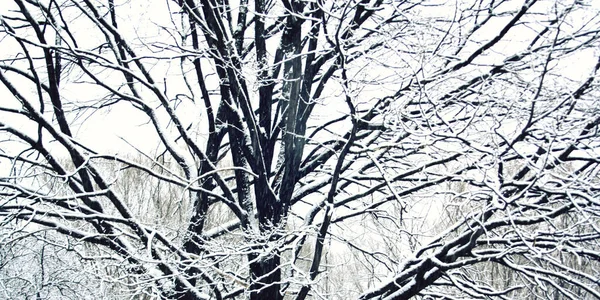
[1,0,600,299]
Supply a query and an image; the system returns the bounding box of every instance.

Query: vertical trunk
[249,255,283,300]
[249,6,304,299]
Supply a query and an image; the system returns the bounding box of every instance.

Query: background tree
[1,0,600,299]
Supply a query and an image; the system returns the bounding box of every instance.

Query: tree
[1,0,600,299]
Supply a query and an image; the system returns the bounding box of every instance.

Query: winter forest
[1,0,600,299]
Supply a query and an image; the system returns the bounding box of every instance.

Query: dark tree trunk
[249,255,283,300]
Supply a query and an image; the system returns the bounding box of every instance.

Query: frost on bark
[1,0,600,299]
